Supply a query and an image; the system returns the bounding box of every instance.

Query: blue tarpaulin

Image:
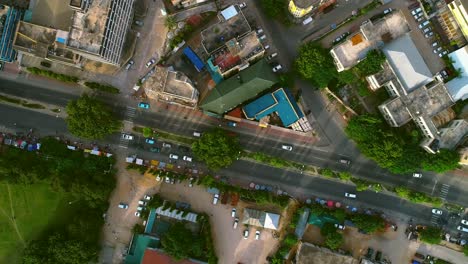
[183,47,205,72]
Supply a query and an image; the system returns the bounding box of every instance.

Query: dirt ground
[99,158,161,264]
[159,182,280,264]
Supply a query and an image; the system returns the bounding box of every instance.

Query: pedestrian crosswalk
[118,106,137,149]
[440,184,450,201]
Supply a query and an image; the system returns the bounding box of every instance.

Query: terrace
[201,6,251,54]
[331,11,410,71]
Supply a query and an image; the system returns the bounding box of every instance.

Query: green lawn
[0,183,70,263]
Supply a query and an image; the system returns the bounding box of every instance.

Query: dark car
[150,147,160,153]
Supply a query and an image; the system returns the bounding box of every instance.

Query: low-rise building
[144,66,199,108]
[242,208,281,230]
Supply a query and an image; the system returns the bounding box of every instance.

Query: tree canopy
[354,49,386,76]
[350,214,385,234]
[295,42,338,88]
[324,231,343,250]
[191,128,242,170]
[162,223,202,260]
[419,226,442,245]
[65,94,121,139]
[345,115,460,174]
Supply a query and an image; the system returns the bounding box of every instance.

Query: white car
[233,217,239,229]
[424,32,434,38]
[188,177,194,187]
[267,53,278,60]
[213,194,219,205]
[256,28,264,34]
[422,27,431,33]
[272,64,282,72]
[457,226,468,233]
[169,154,179,160]
[335,224,345,230]
[239,2,246,9]
[183,156,192,162]
[433,47,443,53]
[411,7,422,15]
[461,219,468,225]
[145,58,156,68]
[255,230,261,240]
[243,229,249,239]
[156,175,161,181]
[162,142,172,148]
[231,208,236,217]
[137,206,144,211]
[383,8,392,15]
[413,173,422,178]
[419,21,430,29]
[438,50,448,57]
[282,144,293,151]
[431,209,443,215]
[165,177,171,183]
[122,133,134,140]
[345,192,357,199]
[135,211,141,217]
[138,200,147,206]
[193,131,201,137]
[143,195,152,200]
[118,203,129,209]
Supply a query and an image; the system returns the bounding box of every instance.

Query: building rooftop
[331,11,410,71]
[380,97,412,126]
[200,59,278,115]
[68,0,110,54]
[30,0,74,31]
[295,242,359,264]
[164,71,197,99]
[382,34,433,92]
[446,46,468,101]
[13,21,58,57]
[201,6,251,54]
[243,88,304,127]
[439,119,468,149]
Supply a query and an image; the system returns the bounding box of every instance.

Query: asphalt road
[0,74,467,208]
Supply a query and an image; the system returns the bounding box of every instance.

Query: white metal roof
[447,46,468,101]
[264,212,280,230]
[221,5,238,20]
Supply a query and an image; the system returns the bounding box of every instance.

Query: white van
[302,16,313,25]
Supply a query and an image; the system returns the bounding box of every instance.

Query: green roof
[200,59,278,115]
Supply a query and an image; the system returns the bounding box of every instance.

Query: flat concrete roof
[163,71,196,99]
[14,21,58,57]
[68,0,110,54]
[382,34,433,92]
[30,0,74,31]
[331,11,410,71]
[381,97,412,126]
[296,243,358,264]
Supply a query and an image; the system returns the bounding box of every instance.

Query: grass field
[0,183,70,263]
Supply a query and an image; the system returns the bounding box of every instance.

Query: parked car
[138,102,150,109]
[233,217,239,229]
[135,20,144,26]
[432,208,443,215]
[231,208,237,217]
[188,177,194,187]
[213,194,219,205]
[431,41,439,47]
[134,211,141,217]
[259,35,266,40]
[419,20,430,28]
[302,16,313,26]
[424,31,434,38]
[150,147,160,153]
[256,28,264,34]
[143,195,152,200]
[122,133,134,140]
[145,58,156,68]
[137,206,144,211]
[422,27,431,33]
[243,229,249,239]
[264,45,270,50]
[457,226,468,233]
[138,200,147,206]
[460,219,468,225]
[169,154,179,160]
[125,59,134,70]
[162,142,172,148]
[413,12,424,19]
[339,159,351,165]
[118,203,129,209]
[272,64,282,72]
[345,192,357,198]
[183,156,192,162]
[416,16,424,22]
[145,138,155,144]
[411,7,422,15]
[413,172,422,178]
[335,223,346,230]
[267,53,278,60]
[193,131,201,137]
[281,144,293,151]
[383,8,393,15]
[438,50,448,57]
[227,121,237,127]
[255,230,261,240]
[239,2,246,9]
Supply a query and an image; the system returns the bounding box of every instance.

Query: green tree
[464,244,468,256]
[338,70,357,84]
[422,149,460,173]
[320,168,335,177]
[320,222,336,236]
[191,128,242,170]
[350,214,385,234]
[419,226,442,245]
[295,42,338,88]
[259,0,291,26]
[283,233,298,247]
[324,232,343,250]
[161,223,195,260]
[66,95,121,139]
[143,127,153,138]
[164,16,177,30]
[354,49,386,76]
[338,172,352,181]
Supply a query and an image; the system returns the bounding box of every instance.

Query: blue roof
[0,7,22,62]
[243,88,304,127]
[145,209,157,234]
[207,58,223,84]
[183,47,205,72]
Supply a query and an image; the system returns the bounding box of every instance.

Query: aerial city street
[0,0,467,263]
